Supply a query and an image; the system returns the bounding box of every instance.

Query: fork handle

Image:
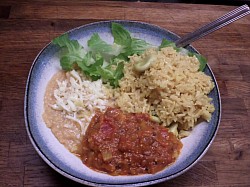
[175,4,250,48]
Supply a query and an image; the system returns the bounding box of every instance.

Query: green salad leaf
[88,33,124,57]
[194,53,207,71]
[111,23,152,57]
[111,22,132,47]
[159,38,176,49]
[96,62,124,87]
[130,38,153,55]
[52,23,153,87]
[52,33,86,71]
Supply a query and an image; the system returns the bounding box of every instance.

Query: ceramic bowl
[24,20,221,186]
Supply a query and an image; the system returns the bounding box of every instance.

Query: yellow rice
[112,47,215,132]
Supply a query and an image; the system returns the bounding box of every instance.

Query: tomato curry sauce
[81,107,183,175]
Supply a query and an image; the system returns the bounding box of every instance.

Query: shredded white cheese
[51,70,111,135]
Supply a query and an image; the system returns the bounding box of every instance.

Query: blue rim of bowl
[24,20,221,186]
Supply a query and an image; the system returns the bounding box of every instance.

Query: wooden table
[1,0,250,186]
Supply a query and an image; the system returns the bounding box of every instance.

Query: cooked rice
[113,47,215,131]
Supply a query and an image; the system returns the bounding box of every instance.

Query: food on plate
[81,107,182,175]
[113,47,215,137]
[43,22,215,174]
[43,71,82,154]
[43,70,113,154]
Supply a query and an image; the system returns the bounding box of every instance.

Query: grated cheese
[51,70,111,135]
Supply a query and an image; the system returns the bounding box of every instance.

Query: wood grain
[0,0,250,186]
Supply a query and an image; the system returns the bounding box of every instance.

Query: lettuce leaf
[96,62,124,87]
[111,23,152,56]
[111,22,132,47]
[52,31,126,87]
[194,54,207,71]
[130,38,153,55]
[88,33,123,57]
[159,38,176,49]
[52,33,86,71]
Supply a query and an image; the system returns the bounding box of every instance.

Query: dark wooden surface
[0,0,250,186]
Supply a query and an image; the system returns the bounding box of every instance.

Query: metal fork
[175,4,250,48]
